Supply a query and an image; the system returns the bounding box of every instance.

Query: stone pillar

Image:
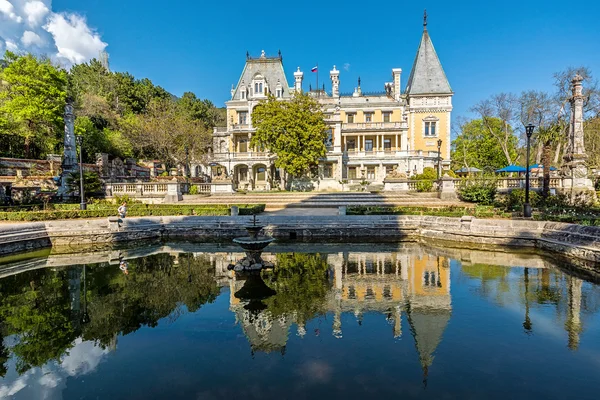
[294,67,304,92]
[333,122,342,153]
[439,175,457,200]
[58,99,77,198]
[561,74,595,196]
[164,182,182,203]
[330,65,340,98]
[63,99,77,169]
[392,68,402,101]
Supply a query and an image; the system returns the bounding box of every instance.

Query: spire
[405,13,452,95]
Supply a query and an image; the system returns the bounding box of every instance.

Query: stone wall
[1,216,599,269]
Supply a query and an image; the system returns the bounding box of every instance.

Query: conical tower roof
[405,16,452,95]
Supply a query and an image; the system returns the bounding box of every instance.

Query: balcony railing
[213,152,270,160]
[342,122,403,130]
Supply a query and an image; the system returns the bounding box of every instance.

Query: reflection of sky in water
[0,338,109,400]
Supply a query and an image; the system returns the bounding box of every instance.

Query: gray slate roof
[232,56,292,99]
[405,29,452,95]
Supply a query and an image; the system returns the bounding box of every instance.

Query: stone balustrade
[106,181,234,202]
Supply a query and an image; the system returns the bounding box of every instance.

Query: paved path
[263,208,339,216]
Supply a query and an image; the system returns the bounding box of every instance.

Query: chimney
[294,67,304,92]
[330,65,340,97]
[392,68,402,100]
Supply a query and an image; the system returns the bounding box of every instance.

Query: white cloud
[44,12,107,65]
[23,0,49,27]
[21,29,44,47]
[5,39,18,51]
[0,338,111,400]
[0,0,23,23]
[0,1,107,67]
[343,63,351,71]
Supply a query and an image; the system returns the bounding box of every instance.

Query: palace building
[205,15,452,191]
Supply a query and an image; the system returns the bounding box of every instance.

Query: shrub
[416,180,433,192]
[457,180,497,205]
[412,167,437,181]
[502,189,541,210]
[189,185,199,195]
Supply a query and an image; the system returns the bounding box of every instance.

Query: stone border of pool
[1,215,600,265]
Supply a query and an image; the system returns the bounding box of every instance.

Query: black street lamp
[437,139,443,180]
[75,135,86,210]
[524,124,535,218]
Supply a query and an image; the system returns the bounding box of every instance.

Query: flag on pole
[311,66,318,72]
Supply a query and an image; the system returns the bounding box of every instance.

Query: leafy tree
[66,171,103,196]
[135,98,211,169]
[0,51,67,158]
[251,93,328,184]
[471,93,520,166]
[451,118,518,170]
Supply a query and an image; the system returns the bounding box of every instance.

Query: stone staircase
[181,192,470,209]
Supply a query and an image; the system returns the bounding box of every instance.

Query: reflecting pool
[0,243,599,399]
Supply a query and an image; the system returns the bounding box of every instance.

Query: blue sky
[3,0,600,120]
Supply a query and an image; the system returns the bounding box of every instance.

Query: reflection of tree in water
[232,253,330,355]
[263,253,330,325]
[0,269,76,374]
[460,262,600,349]
[0,253,220,376]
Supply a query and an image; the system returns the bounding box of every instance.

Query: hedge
[346,205,511,219]
[0,204,266,221]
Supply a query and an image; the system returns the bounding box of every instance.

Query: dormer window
[241,89,246,100]
[252,73,266,98]
[276,89,282,98]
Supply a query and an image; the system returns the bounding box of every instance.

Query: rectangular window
[238,111,248,125]
[238,167,248,181]
[367,167,376,180]
[256,167,266,181]
[384,139,391,150]
[383,112,391,123]
[365,112,373,123]
[347,113,355,123]
[346,139,356,151]
[238,138,248,153]
[241,91,246,100]
[425,121,437,136]
[365,139,373,152]
[276,89,281,98]
[323,164,333,178]
[348,167,357,180]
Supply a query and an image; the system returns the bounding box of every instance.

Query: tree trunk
[542,141,552,199]
[535,142,543,164]
[553,142,562,164]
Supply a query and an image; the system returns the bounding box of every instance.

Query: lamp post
[524,124,535,218]
[437,139,443,180]
[75,135,86,210]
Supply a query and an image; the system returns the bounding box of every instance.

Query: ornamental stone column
[58,98,77,197]
[561,74,595,195]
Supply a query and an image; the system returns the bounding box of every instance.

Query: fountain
[228,214,275,272]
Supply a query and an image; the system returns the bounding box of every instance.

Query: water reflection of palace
[227,250,452,375]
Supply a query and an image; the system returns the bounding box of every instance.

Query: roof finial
[423,9,428,29]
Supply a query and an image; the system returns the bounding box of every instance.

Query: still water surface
[0,243,599,399]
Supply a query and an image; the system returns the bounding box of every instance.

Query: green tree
[135,98,211,169]
[451,118,518,170]
[251,93,328,184]
[0,51,67,158]
[66,171,103,197]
